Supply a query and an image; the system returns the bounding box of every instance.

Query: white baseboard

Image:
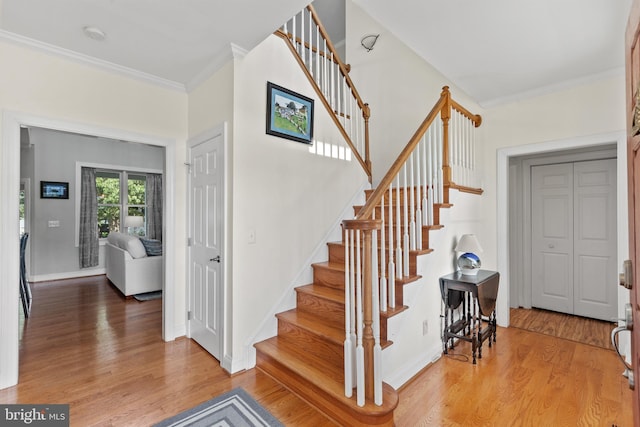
[30,268,106,283]
[385,342,442,389]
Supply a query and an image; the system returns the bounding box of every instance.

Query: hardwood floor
[510,307,616,350]
[0,276,633,426]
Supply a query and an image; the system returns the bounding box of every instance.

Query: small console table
[440,270,500,364]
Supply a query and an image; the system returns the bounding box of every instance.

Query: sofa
[105,232,163,297]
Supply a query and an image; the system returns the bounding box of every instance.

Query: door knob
[210,256,221,263]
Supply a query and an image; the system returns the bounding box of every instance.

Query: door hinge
[187,237,192,247]
[187,311,192,321]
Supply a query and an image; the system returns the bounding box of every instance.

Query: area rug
[133,290,162,301]
[153,388,283,427]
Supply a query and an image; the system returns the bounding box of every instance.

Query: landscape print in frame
[266,82,314,144]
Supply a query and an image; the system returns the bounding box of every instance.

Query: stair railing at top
[342,86,482,407]
[275,4,372,181]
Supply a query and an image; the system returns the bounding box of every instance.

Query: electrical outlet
[422,320,428,335]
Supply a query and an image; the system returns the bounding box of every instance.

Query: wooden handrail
[451,99,482,127]
[306,5,368,113]
[274,29,371,178]
[356,88,449,220]
[275,4,372,180]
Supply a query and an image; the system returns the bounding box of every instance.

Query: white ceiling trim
[185,43,249,93]
[480,66,626,108]
[0,29,186,93]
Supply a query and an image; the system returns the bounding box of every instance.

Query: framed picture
[41,181,69,199]
[266,82,314,144]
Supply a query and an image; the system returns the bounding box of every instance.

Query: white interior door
[531,163,574,313]
[188,133,223,360]
[531,159,617,321]
[573,159,617,320]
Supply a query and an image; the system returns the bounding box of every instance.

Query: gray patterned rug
[133,290,162,301]
[153,388,283,427]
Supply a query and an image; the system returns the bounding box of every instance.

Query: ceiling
[0,0,632,106]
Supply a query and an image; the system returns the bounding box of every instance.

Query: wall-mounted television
[41,181,69,199]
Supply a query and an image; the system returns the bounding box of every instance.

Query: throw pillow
[140,238,163,256]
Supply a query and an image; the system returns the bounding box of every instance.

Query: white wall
[189,34,370,372]
[0,39,187,389]
[484,75,628,326]
[345,1,483,186]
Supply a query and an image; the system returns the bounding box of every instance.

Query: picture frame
[40,181,69,199]
[266,82,314,144]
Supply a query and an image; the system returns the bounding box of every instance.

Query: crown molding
[0,29,187,92]
[185,43,247,93]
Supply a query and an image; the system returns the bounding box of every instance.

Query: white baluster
[300,10,305,67]
[395,175,402,279]
[323,40,328,98]
[379,193,387,312]
[471,117,476,186]
[438,113,444,205]
[315,24,319,83]
[388,184,395,309]
[402,165,409,277]
[355,230,364,407]
[415,144,423,250]
[292,14,297,55]
[409,152,416,251]
[308,9,312,75]
[420,133,428,227]
[372,230,383,406]
[425,128,432,226]
[344,229,353,397]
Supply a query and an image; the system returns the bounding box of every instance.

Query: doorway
[497,134,628,330]
[510,145,618,320]
[186,125,226,361]
[530,158,617,321]
[0,111,177,389]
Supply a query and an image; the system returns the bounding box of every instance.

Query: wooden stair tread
[277,309,344,345]
[255,336,398,419]
[296,283,344,303]
[278,307,394,349]
[256,335,343,381]
[312,261,344,271]
[381,305,409,318]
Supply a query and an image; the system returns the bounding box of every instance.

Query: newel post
[440,86,452,204]
[342,218,382,403]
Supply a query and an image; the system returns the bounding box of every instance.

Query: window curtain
[146,173,163,241]
[79,167,99,268]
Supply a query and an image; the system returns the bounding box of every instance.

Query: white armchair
[105,232,163,296]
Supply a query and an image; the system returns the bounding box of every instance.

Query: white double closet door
[531,159,617,321]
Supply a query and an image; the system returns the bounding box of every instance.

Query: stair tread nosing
[256,335,344,383]
[255,336,398,416]
[296,283,345,303]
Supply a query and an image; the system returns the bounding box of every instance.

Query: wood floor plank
[0,276,632,426]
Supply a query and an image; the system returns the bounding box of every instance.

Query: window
[96,170,147,238]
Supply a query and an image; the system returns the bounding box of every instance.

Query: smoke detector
[83,26,106,41]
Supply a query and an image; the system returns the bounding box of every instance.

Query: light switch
[48,220,60,228]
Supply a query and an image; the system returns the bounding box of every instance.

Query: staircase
[254,5,483,425]
[254,188,449,426]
